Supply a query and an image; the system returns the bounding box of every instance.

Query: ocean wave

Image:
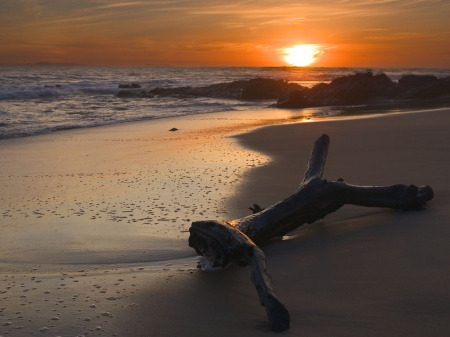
[0,99,237,139]
[0,79,195,101]
[0,86,64,100]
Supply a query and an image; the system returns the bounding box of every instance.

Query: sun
[283,44,323,67]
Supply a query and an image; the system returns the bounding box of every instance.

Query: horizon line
[1,62,450,70]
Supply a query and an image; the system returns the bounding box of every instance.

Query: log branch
[188,220,290,331]
[188,134,434,331]
[302,133,329,184]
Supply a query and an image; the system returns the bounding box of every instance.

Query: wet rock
[308,72,396,105]
[239,78,293,100]
[149,78,298,100]
[276,89,311,108]
[116,73,450,108]
[398,75,439,90]
[398,75,450,99]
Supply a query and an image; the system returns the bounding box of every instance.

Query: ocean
[1,65,450,139]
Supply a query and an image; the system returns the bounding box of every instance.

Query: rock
[398,75,439,90]
[169,128,178,132]
[116,82,151,98]
[116,73,450,109]
[308,72,396,105]
[149,78,300,100]
[398,75,450,99]
[240,78,292,100]
[276,89,311,108]
[275,72,397,108]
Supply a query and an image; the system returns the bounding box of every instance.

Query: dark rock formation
[276,72,450,108]
[277,72,397,108]
[116,83,150,98]
[398,75,439,90]
[115,72,450,108]
[276,89,311,108]
[308,72,397,105]
[148,78,296,100]
[397,75,450,99]
[239,78,296,100]
[115,78,298,100]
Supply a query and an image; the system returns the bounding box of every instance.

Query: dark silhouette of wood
[188,134,434,332]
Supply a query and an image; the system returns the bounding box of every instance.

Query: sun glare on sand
[283,44,323,67]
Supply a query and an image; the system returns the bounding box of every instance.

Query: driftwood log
[188,134,434,332]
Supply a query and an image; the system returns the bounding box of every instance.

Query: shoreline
[0,108,278,336]
[0,109,287,270]
[1,107,449,336]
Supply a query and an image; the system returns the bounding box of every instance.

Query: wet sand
[0,108,280,336]
[1,108,450,336]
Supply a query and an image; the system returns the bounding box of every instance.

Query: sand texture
[1,108,449,336]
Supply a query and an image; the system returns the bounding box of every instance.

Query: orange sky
[1,0,450,67]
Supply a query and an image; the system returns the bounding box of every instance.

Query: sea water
[1,65,449,139]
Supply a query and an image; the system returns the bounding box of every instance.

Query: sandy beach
[1,107,450,336]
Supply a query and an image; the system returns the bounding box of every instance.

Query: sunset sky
[1,0,450,67]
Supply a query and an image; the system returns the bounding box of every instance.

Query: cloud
[1,0,449,65]
[188,0,450,24]
[17,0,43,17]
[8,0,450,33]
[97,2,148,9]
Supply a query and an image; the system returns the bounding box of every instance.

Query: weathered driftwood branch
[188,134,434,331]
[189,221,290,331]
